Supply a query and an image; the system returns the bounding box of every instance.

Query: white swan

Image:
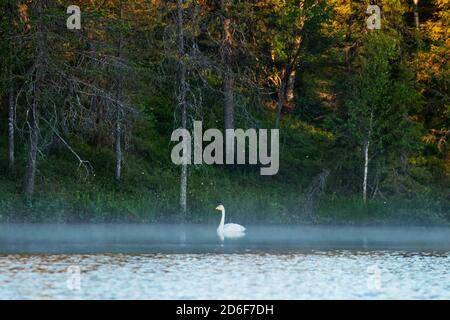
[215,205,246,241]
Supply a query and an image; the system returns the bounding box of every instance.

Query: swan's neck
[218,209,225,231]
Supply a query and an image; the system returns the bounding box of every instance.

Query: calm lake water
[0,251,449,299]
[0,224,449,299]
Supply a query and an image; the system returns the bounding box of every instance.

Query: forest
[0,0,448,224]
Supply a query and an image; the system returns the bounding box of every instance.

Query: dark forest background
[0,0,448,224]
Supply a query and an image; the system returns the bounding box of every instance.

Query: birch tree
[345,32,420,203]
[114,3,124,180]
[176,0,188,215]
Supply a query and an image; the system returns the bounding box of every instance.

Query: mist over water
[1,224,450,253]
[0,224,449,299]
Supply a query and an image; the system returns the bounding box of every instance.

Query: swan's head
[215,205,225,212]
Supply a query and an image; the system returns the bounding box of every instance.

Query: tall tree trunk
[223,69,234,130]
[274,66,289,129]
[8,68,15,172]
[220,3,234,167]
[7,2,15,173]
[25,97,39,203]
[115,108,122,180]
[274,29,302,128]
[177,0,188,216]
[363,138,370,204]
[25,0,45,202]
[285,68,296,108]
[363,110,373,204]
[114,4,124,181]
[220,3,234,130]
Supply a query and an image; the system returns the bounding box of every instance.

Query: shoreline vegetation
[0,142,448,225]
[0,1,449,225]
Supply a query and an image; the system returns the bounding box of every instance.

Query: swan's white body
[215,205,246,241]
